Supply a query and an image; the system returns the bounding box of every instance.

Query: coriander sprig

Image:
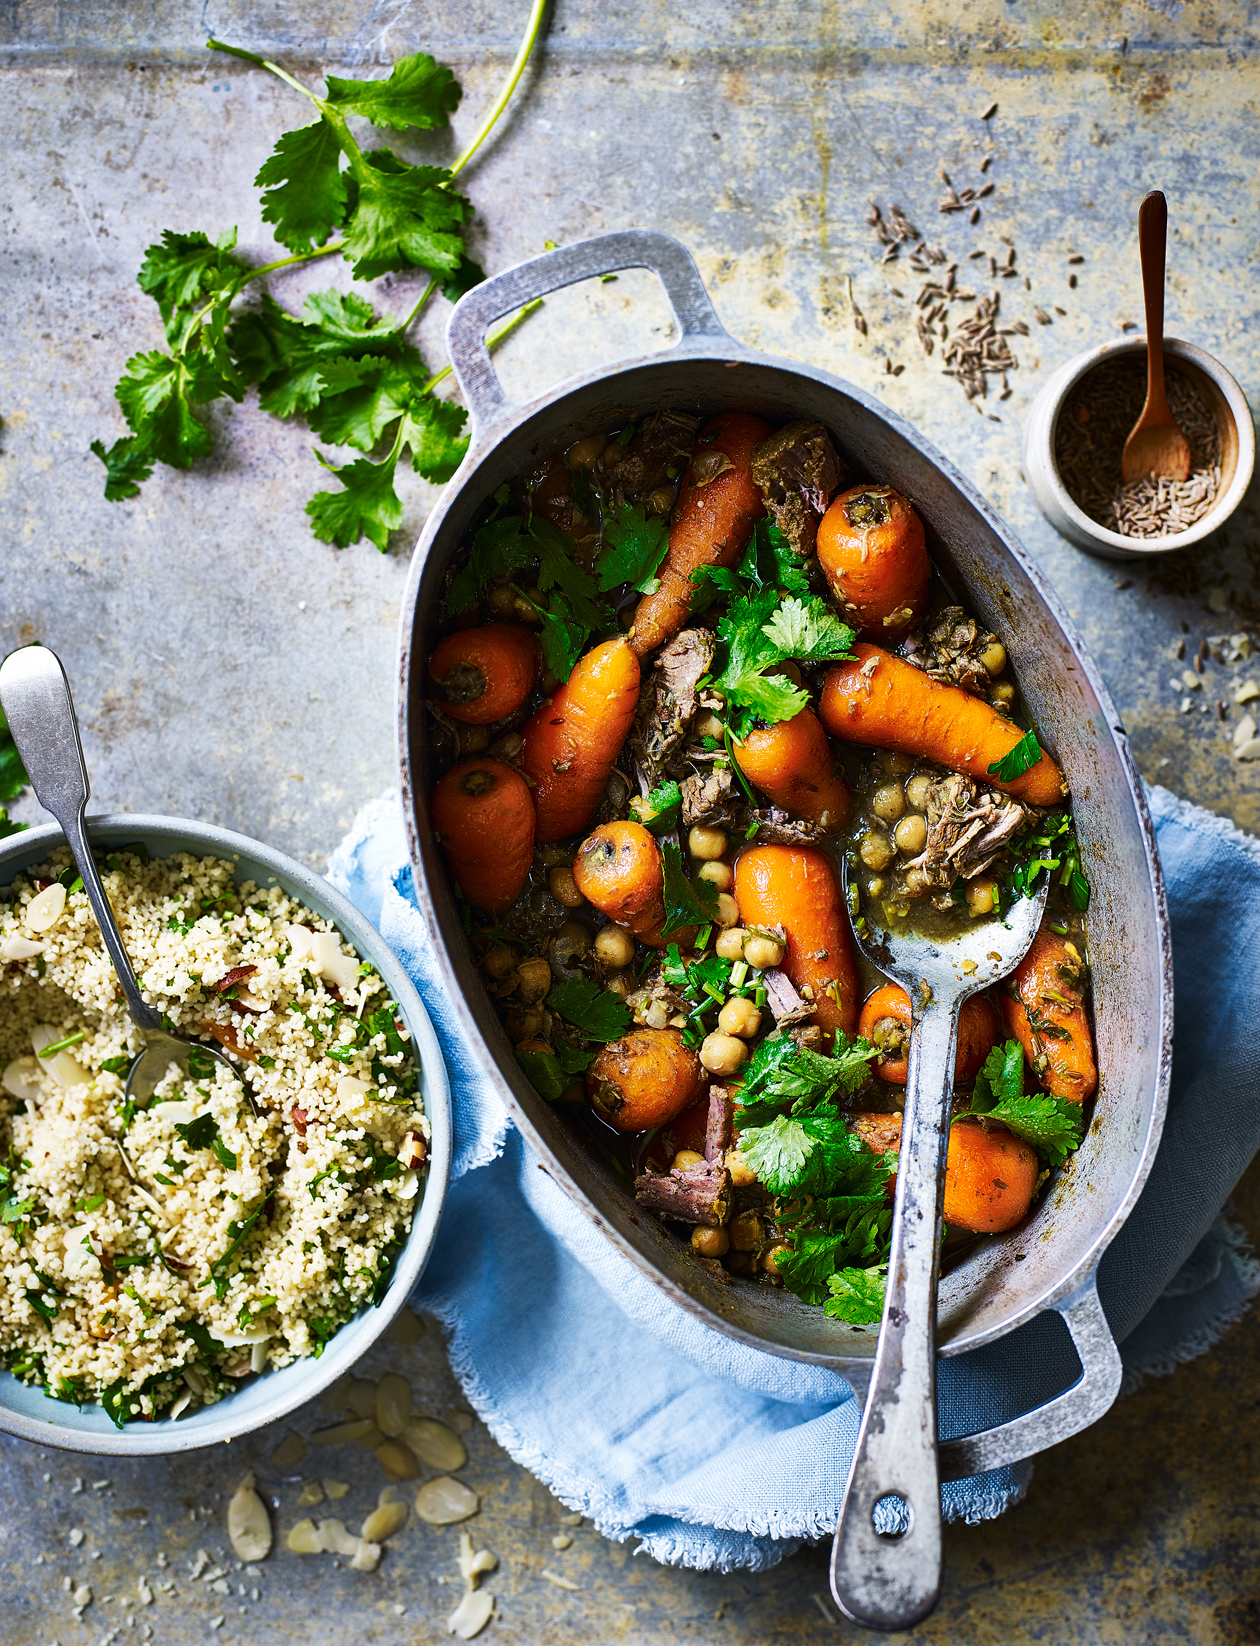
[92,2,548,550]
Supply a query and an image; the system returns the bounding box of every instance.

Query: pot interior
[401,351,1169,1370]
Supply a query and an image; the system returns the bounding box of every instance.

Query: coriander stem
[206,38,323,109]
[421,297,543,392]
[448,0,549,178]
[401,276,440,335]
[249,243,344,281]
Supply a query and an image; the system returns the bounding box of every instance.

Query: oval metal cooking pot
[397,231,1173,1478]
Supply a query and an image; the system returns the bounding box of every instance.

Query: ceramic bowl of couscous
[0,814,450,1455]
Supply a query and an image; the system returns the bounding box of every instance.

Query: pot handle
[445,229,731,434]
[938,1270,1122,1481]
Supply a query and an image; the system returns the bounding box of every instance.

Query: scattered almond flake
[393,1603,408,1616]
[91,1480,110,1491]
[323,1480,351,1500]
[318,1519,360,1557]
[541,1569,580,1591]
[980,99,998,118]
[270,1431,307,1469]
[404,1418,467,1472]
[447,1589,495,1640]
[457,1532,498,1586]
[322,1373,354,1415]
[69,1529,85,1547]
[227,1473,272,1563]
[285,1519,323,1555]
[551,1534,574,1550]
[71,1478,84,1495]
[385,1309,426,1345]
[209,1619,225,1632]
[201,1568,227,1584]
[298,1480,325,1507]
[311,1416,376,1446]
[375,1437,420,1480]
[559,1512,583,1527]
[136,1578,153,1606]
[1235,738,1260,760]
[1182,670,1202,691]
[1180,696,1193,713]
[416,1478,480,1526]
[1208,586,1229,613]
[362,1502,408,1543]
[350,1538,382,1573]
[348,1378,378,1419]
[210,1580,231,1595]
[155,1553,168,1568]
[1232,680,1259,705]
[189,1551,211,1580]
[72,1585,93,1607]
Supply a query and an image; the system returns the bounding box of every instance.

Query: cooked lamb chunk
[704,1085,735,1162]
[634,1158,732,1226]
[630,627,715,794]
[899,606,1004,699]
[850,1112,903,1157]
[680,765,737,826]
[761,969,815,1027]
[751,420,845,557]
[604,410,700,502]
[750,807,827,846]
[906,773,1030,889]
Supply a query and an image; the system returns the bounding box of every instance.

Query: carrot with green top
[818,644,1067,807]
[432,759,535,912]
[630,412,772,657]
[733,706,852,830]
[520,637,641,841]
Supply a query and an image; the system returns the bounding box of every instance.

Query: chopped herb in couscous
[0,844,426,1426]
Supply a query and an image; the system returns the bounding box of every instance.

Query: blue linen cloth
[328,784,1260,1571]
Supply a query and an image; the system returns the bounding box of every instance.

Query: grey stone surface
[2,2,1260,1639]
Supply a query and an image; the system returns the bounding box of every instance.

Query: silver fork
[0,645,245,1110]
[830,864,1048,1631]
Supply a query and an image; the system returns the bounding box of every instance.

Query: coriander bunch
[92,2,547,550]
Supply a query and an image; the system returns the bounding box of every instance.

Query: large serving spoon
[0,644,243,1109]
[829,867,1048,1631]
[1121,190,1191,485]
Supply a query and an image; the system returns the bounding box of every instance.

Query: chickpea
[691,1225,730,1258]
[565,433,607,470]
[761,1243,793,1276]
[979,640,1007,677]
[868,875,886,897]
[458,724,491,756]
[728,1210,766,1252]
[743,935,785,971]
[715,927,747,961]
[700,1032,749,1077]
[725,1147,758,1187]
[698,860,733,892]
[672,1149,706,1172]
[902,866,930,898]
[689,824,728,861]
[548,865,585,907]
[872,782,906,823]
[513,594,543,624]
[881,751,914,776]
[646,486,675,516]
[714,893,741,929]
[718,997,762,1039]
[893,814,928,856]
[504,1008,543,1044]
[693,712,725,741]
[965,878,997,917]
[991,682,1016,706]
[904,773,933,811]
[594,924,636,968]
[515,957,552,1005]
[769,660,803,687]
[486,585,518,619]
[539,844,570,868]
[548,922,591,973]
[605,970,635,999]
[487,731,524,761]
[859,830,895,871]
[483,944,520,980]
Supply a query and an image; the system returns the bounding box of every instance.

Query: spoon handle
[0,646,162,1032]
[1138,190,1169,416]
[830,997,958,1631]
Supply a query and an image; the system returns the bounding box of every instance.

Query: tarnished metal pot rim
[396,232,1172,1445]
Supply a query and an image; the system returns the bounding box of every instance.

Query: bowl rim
[0,812,451,1455]
[1032,333,1255,555]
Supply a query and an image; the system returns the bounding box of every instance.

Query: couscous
[0,844,426,1425]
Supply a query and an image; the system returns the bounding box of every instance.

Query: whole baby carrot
[520,636,641,841]
[733,844,859,1041]
[432,758,535,912]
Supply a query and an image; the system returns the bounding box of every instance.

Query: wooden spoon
[1121,190,1191,485]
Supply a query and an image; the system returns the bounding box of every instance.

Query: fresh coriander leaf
[446,515,534,614]
[515,1048,568,1101]
[441,253,487,302]
[554,1039,594,1077]
[738,1112,890,1200]
[1,1195,35,1224]
[530,516,607,631]
[256,121,349,254]
[399,393,469,482]
[183,1319,225,1358]
[306,358,420,450]
[231,291,410,422]
[532,592,589,684]
[969,1040,1026,1112]
[174,1114,238,1170]
[712,587,811,736]
[90,436,156,501]
[631,780,682,835]
[324,53,461,132]
[207,1192,273,1298]
[744,517,812,594]
[341,160,473,283]
[1003,809,1082,906]
[99,1055,134,1078]
[660,840,720,937]
[738,1115,813,1191]
[761,595,855,662]
[113,351,215,469]
[688,562,742,614]
[545,979,632,1043]
[823,1265,888,1323]
[136,229,244,335]
[0,736,29,804]
[595,500,670,594]
[959,1097,1085,1169]
[306,447,404,551]
[1068,870,1091,911]
[988,728,1042,783]
[735,1032,878,1122]
[775,1216,891,1306]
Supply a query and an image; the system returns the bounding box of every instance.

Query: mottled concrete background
[2,2,1259,1641]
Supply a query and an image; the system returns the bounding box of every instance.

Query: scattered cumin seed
[980,154,993,171]
[980,100,998,119]
[1176,638,1186,659]
[1054,305,1067,315]
[1024,275,1031,290]
[1218,700,1227,720]
[977,182,994,198]
[1195,653,1205,673]
[1067,254,1084,264]
[969,205,981,223]
[1069,273,1078,288]
[969,248,986,259]
[1180,620,1190,632]
[1034,307,1052,324]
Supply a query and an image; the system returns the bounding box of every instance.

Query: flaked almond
[286,1518,322,1554]
[361,1501,408,1542]
[297,1481,324,1507]
[347,1377,377,1419]
[385,1309,425,1345]
[398,1131,428,1171]
[447,1590,494,1639]
[350,1538,382,1572]
[309,1416,375,1446]
[323,1479,350,1500]
[213,964,257,995]
[31,1025,89,1088]
[376,1373,412,1437]
[318,1518,359,1556]
[310,931,360,993]
[227,1472,272,1562]
[2,1056,44,1104]
[25,882,67,933]
[0,935,45,961]
[403,1418,467,1473]
[375,1438,420,1481]
[415,1477,479,1525]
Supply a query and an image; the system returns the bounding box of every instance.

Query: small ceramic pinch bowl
[1023,334,1255,562]
[0,814,451,1455]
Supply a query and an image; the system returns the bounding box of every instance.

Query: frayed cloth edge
[1119,1216,1260,1396]
[325,788,401,892]
[1147,783,1260,868]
